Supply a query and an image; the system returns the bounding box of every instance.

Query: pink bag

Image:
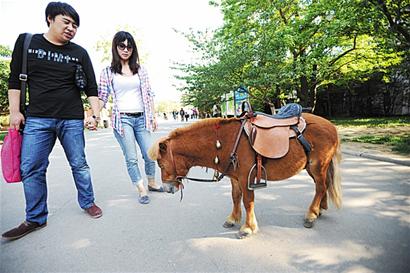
[1,128,23,183]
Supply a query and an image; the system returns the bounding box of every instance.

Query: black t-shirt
[8,33,98,119]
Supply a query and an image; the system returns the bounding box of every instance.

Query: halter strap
[174,117,248,183]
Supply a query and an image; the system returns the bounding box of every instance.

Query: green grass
[331,116,410,128]
[0,131,6,142]
[332,117,410,155]
[393,137,410,154]
[350,135,410,154]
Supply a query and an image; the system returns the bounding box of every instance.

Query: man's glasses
[117,43,133,51]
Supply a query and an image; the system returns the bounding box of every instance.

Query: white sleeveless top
[113,73,144,113]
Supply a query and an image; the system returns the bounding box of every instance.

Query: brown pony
[149,113,342,239]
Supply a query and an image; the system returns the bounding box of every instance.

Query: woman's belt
[120,112,143,117]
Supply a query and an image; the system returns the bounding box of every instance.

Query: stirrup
[247,164,268,190]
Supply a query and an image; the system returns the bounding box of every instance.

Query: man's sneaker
[2,221,47,240]
[85,203,102,218]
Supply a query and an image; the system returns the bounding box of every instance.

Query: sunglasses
[117,43,133,51]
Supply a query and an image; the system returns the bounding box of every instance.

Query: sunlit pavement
[1,120,409,273]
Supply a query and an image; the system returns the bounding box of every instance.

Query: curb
[342,149,410,167]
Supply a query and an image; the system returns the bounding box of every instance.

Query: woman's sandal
[138,195,150,204]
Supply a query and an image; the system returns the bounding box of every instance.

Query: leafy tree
[175,0,406,112]
[156,100,180,114]
[0,45,12,114]
[95,25,148,64]
[366,0,410,50]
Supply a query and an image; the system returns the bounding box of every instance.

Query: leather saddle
[243,104,306,159]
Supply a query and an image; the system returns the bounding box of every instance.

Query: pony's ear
[148,137,168,160]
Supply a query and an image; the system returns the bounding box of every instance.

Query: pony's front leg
[237,188,259,239]
[223,178,242,228]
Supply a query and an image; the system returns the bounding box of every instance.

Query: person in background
[2,1,102,241]
[185,109,190,122]
[97,31,164,205]
[171,109,177,120]
[179,108,185,122]
[212,104,221,117]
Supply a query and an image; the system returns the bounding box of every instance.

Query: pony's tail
[327,141,342,209]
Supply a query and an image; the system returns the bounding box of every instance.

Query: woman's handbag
[1,128,23,183]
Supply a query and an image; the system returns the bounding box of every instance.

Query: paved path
[1,120,409,273]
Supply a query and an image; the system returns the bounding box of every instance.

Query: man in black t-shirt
[2,2,103,241]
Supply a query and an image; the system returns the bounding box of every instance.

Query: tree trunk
[309,64,318,112]
[326,86,332,117]
[298,75,309,107]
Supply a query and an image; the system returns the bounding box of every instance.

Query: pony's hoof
[318,207,327,217]
[236,230,251,239]
[304,219,315,228]
[223,221,235,228]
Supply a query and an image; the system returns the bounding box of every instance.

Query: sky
[0,0,223,102]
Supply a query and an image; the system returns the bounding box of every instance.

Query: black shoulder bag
[19,33,33,115]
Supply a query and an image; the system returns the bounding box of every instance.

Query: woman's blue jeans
[114,114,155,185]
[21,117,95,225]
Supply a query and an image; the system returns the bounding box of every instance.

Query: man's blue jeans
[21,117,95,225]
[114,114,155,185]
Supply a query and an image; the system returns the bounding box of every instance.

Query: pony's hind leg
[224,178,242,228]
[304,163,329,228]
[319,192,328,216]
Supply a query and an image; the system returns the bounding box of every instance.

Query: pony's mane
[148,118,239,161]
[169,117,238,139]
[148,136,168,160]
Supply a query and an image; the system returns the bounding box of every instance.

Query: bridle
[160,115,252,201]
[165,117,248,185]
[163,102,255,186]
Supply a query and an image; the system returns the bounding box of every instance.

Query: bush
[0,115,9,127]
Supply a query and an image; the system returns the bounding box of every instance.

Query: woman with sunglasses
[97,31,163,205]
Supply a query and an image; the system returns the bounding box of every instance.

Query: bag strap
[19,33,32,114]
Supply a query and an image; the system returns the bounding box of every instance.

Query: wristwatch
[92,115,101,122]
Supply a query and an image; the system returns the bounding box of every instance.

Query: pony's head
[149,118,231,191]
[148,136,188,191]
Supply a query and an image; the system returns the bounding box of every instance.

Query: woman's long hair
[110,31,140,75]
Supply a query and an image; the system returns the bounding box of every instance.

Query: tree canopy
[0,45,12,114]
[175,0,409,113]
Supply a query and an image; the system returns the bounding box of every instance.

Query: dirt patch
[338,126,410,140]
[337,125,410,160]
